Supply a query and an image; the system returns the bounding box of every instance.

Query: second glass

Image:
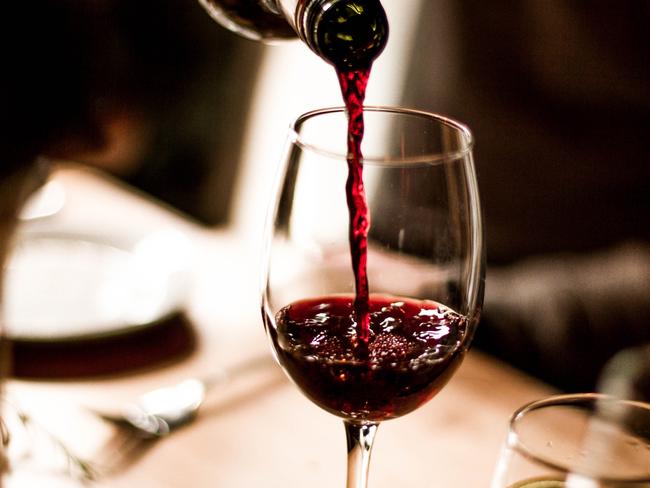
[261,106,484,487]
[491,393,650,488]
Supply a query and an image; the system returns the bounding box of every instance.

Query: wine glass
[491,393,650,488]
[261,106,484,487]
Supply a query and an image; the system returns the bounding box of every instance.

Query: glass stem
[344,420,379,488]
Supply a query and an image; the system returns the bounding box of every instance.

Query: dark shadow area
[2,0,264,226]
[9,311,197,379]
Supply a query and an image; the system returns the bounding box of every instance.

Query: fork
[1,355,275,483]
[96,354,274,438]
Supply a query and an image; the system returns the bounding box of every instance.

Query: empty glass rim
[508,393,650,482]
[288,106,474,165]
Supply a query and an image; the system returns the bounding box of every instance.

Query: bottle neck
[198,0,388,69]
[197,0,295,41]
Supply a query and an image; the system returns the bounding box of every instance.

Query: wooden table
[5,165,553,487]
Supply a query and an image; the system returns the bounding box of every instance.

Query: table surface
[5,165,553,487]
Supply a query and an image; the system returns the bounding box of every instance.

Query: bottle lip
[299,0,389,70]
[288,106,475,165]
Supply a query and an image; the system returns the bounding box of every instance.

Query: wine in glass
[261,106,484,486]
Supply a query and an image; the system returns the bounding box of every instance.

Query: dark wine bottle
[198,0,388,69]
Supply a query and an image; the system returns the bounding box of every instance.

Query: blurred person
[404,0,649,391]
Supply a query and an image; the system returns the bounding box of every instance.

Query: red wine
[338,68,372,342]
[267,295,469,421]
[324,2,386,346]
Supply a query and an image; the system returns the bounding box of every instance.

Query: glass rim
[288,105,474,165]
[508,393,650,483]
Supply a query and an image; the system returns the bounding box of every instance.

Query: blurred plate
[3,230,193,342]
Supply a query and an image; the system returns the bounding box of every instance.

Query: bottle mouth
[299,0,389,70]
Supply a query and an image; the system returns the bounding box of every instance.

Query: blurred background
[2,0,649,391]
